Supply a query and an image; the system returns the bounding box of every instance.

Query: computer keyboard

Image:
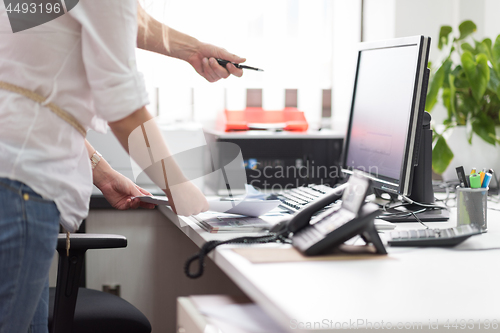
[275,184,335,212]
[387,225,482,247]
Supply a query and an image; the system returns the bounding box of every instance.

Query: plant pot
[440,126,500,181]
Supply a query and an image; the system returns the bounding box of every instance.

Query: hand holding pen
[216,59,264,72]
[184,43,247,82]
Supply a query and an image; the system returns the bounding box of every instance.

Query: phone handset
[269,183,348,235]
[288,183,349,233]
[290,172,387,256]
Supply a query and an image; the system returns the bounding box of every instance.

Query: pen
[216,59,264,72]
[483,169,494,188]
[470,173,481,188]
[482,172,492,188]
[456,166,468,188]
[479,169,486,186]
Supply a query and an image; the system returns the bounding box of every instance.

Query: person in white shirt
[0,1,246,332]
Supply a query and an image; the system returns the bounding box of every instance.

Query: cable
[184,231,289,279]
[409,211,430,229]
[401,195,449,210]
[379,207,427,218]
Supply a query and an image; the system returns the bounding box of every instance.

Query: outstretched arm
[136,3,246,82]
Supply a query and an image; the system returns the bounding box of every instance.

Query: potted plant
[426,20,500,175]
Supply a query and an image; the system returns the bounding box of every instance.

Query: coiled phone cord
[184,231,290,279]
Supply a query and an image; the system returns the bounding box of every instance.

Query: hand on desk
[97,169,156,210]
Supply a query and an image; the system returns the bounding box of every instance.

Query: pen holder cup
[456,187,487,231]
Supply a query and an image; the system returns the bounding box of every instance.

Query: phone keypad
[293,209,355,249]
[316,210,355,234]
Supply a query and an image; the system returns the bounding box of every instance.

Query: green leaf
[432,135,454,174]
[438,26,453,50]
[448,74,456,116]
[472,113,497,145]
[458,20,477,40]
[450,65,468,88]
[492,35,500,75]
[475,40,490,57]
[457,94,478,126]
[488,66,500,93]
[426,66,445,111]
[476,39,494,61]
[461,42,476,55]
[461,51,490,103]
[441,60,454,88]
[426,59,452,111]
[442,88,451,118]
[483,38,492,50]
[477,39,499,75]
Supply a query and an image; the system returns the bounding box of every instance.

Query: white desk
[159,202,500,333]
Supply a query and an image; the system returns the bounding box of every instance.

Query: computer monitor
[341,35,448,222]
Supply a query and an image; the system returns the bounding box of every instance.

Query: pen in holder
[456,187,487,232]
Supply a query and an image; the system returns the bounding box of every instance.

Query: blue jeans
[0,178,60,333]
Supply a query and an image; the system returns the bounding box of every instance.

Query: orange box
[222,107,308,132]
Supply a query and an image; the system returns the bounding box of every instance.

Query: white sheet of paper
[208,199,280,217]
[134,195,170,206]
[135,185,279,216]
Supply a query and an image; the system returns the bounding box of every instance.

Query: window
[138,0,360,129]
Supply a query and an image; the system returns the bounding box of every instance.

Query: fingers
[139,202,156,209]
[136,185,152,196]
[202,57,244,82]
[218,48,246,64]
[202,58,219,83]
[126,197,141,209]
[125,197,155,210]
[226,63,244,78]
[209,58,230,79]
[135,185,155,208]
[125,184,156,210]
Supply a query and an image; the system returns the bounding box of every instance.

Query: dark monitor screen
[342,36,430,196]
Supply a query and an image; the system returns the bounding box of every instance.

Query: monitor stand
[380,112,449,222]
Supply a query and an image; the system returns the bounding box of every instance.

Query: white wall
[330,0,362,133]
[363,0,396,42]
[363,0,457,66]
[484,0,500,38]
[344,0,500,126]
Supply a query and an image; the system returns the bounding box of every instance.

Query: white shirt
[0,1,149,232]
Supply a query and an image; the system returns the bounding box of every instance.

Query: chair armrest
[56,233,127,251]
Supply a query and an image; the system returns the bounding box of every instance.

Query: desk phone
[287,173,387,256]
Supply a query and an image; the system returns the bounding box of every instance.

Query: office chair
[48,234,152,333]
